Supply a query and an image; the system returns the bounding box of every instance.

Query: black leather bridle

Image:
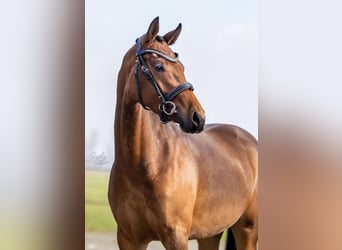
[134,37,194,123]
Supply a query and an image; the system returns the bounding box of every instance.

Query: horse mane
[113,45,136,159]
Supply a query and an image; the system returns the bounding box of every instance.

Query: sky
[85,0,257,167]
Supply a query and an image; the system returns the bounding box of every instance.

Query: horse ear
[146,16,159,43]
[163,23,182,45]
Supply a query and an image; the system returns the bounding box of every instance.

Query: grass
[85,170,117,232]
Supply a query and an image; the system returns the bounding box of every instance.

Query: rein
[134,37,194,123]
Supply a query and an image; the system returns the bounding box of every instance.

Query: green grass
[85,170,117,232]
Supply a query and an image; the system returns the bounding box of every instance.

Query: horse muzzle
[179,110,205,134]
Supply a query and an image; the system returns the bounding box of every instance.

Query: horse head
[131,17,205,133]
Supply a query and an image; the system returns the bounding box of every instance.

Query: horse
[108,17,258,250]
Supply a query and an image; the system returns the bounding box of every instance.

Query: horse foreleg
[197,232,223,250]
[117,227,148,250]
[159,227,189,250]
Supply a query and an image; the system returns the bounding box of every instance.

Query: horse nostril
[192,111,200,127]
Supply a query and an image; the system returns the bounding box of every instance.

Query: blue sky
[85,0,257,167]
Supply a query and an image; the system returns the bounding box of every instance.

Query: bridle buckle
[161,101,177,115]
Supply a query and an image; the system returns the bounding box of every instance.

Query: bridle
[134,37,194,123]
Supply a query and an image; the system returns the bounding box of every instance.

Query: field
[85,170,116,232]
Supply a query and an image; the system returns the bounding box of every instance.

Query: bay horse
[108,17,258,250]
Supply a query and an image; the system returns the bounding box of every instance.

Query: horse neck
[114,50,174,166]
[118,99,173,167]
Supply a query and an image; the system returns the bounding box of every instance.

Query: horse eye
[153,63,165,72]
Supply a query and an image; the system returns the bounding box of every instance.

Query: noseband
[134,37,194,123]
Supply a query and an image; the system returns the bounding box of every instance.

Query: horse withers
[108,17,258,250]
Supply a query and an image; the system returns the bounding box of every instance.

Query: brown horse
[108,17,258,250]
